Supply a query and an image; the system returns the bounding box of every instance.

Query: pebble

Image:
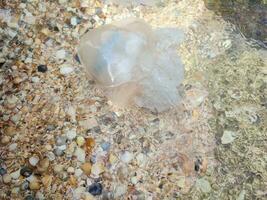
[56,135,67,146]
[36,191,45,200]
[1,135,11,145]
[0,167,7,175]
[55,49,66,60]
[42,175,53,188]
[114,184,127,198]
[91,162,105,176]
[53,164,64,174]
[81,162,92,175]
[60,64,74,75]
[37,158,50,173]
[37,64,48,73]
[20,180,29,190]
[20,166,33,177]
[101,142,111,151]
[196,178,211,193]
[31,76,40,83]
[221,130,236,144]
[9,143,17,151]
[65,129,77,141]
[29,179,40,190]
[67,167,75,174]
[76,136,85,147]
[54,148,64,156]
[29,156,39,166]
[2,174,12,184]
[10,169,20,179]
[74,168,83,177]
[70,16,78,26]
[46,151,56,161]
[24,195,35,200]
[120,151,134,163]
[74,147,86,163]
[136,153,147,167]
[88,182,103,196]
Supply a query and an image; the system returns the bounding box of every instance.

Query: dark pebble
[20,166,33,177]
[74,54,81,64]
[24,195,35,200]
[0,167,7,175]
[21,180,30,190]
[37,65,48,73]
[88,182,103,196]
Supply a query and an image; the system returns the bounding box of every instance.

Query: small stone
[88,182,103,196]
[70,16,78,26]
[79,117,98,130]
[60,64,74,75]
[221,131,236,144]
[69,175,77,186]
[56,135,67,146]
[91,163,105,176]
[67,167,75,174]
[120,151,134,163]
[1,135,11,144]
[29,179,40,190]
[65,129,77,141]
[100,142,111,151]
[21,181,30,190]
[55,49,66,60]
[37,65,48,73]
[76,136,85,147]
[81,162,91,175]
[73,187,86,199]
[53,164,64,174]
[37,158,50,173]
[24,195,35,200]
[196,178,211,193]
[31,77,40,83]
[9,143,17,151]
[136,153,147,167]
[29,156,39,167]
[177,176,186,188]
[114,184,127,198]
[0,167,7,175]
[2,174,12,184]
[74,147,86,163]
[131,176,138,185]
[20,166,32,177]
[46,151,56,161]
[10,170,20,179]
[54,148,64,156]
[74,168,83,177]
[36,191,45,200]
[42,175,53,188]
[74,54,81,64]
[11,114,21,124]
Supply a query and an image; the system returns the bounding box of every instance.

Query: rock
[101,142,111,151]
[55,49,66,60]
[67,167,75,174]
[29,179,40,190]
[81,162,92,175]
[65,129,77,141]
[24,195,35,200]
[73,187,86,199]
[20,166,32,177]
[46,151,56,161]
[177,176,186,188]
[36,191,45,200]
[91,162,105,176]
[37,65,48,73]
[76,136,85,147]
[59,64,74,75]
[0,167,7,175]
[53,164,64,174]
[88,182,103,196]
[74,168,83,177]
[1,135,11,145]
[20,181,30,190]
[2,174,12,184]
[31,77,40,83]
[54,148,64,156]
[29,156,39,167]
[56,135,67,146]
[131,176,138,184]
[10,170,20,179]
[120,151,134,163]
[42,175,53,188]
[196,178,211,193]
[114,184,127,198]
[221,130,236,144]
[37,158,50,173]
[70,16,78,26]
[136,153,147,167]
[8,143,17,151]
[79,117,98,130]
[237,190,246,200]
[74,147,86,163]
